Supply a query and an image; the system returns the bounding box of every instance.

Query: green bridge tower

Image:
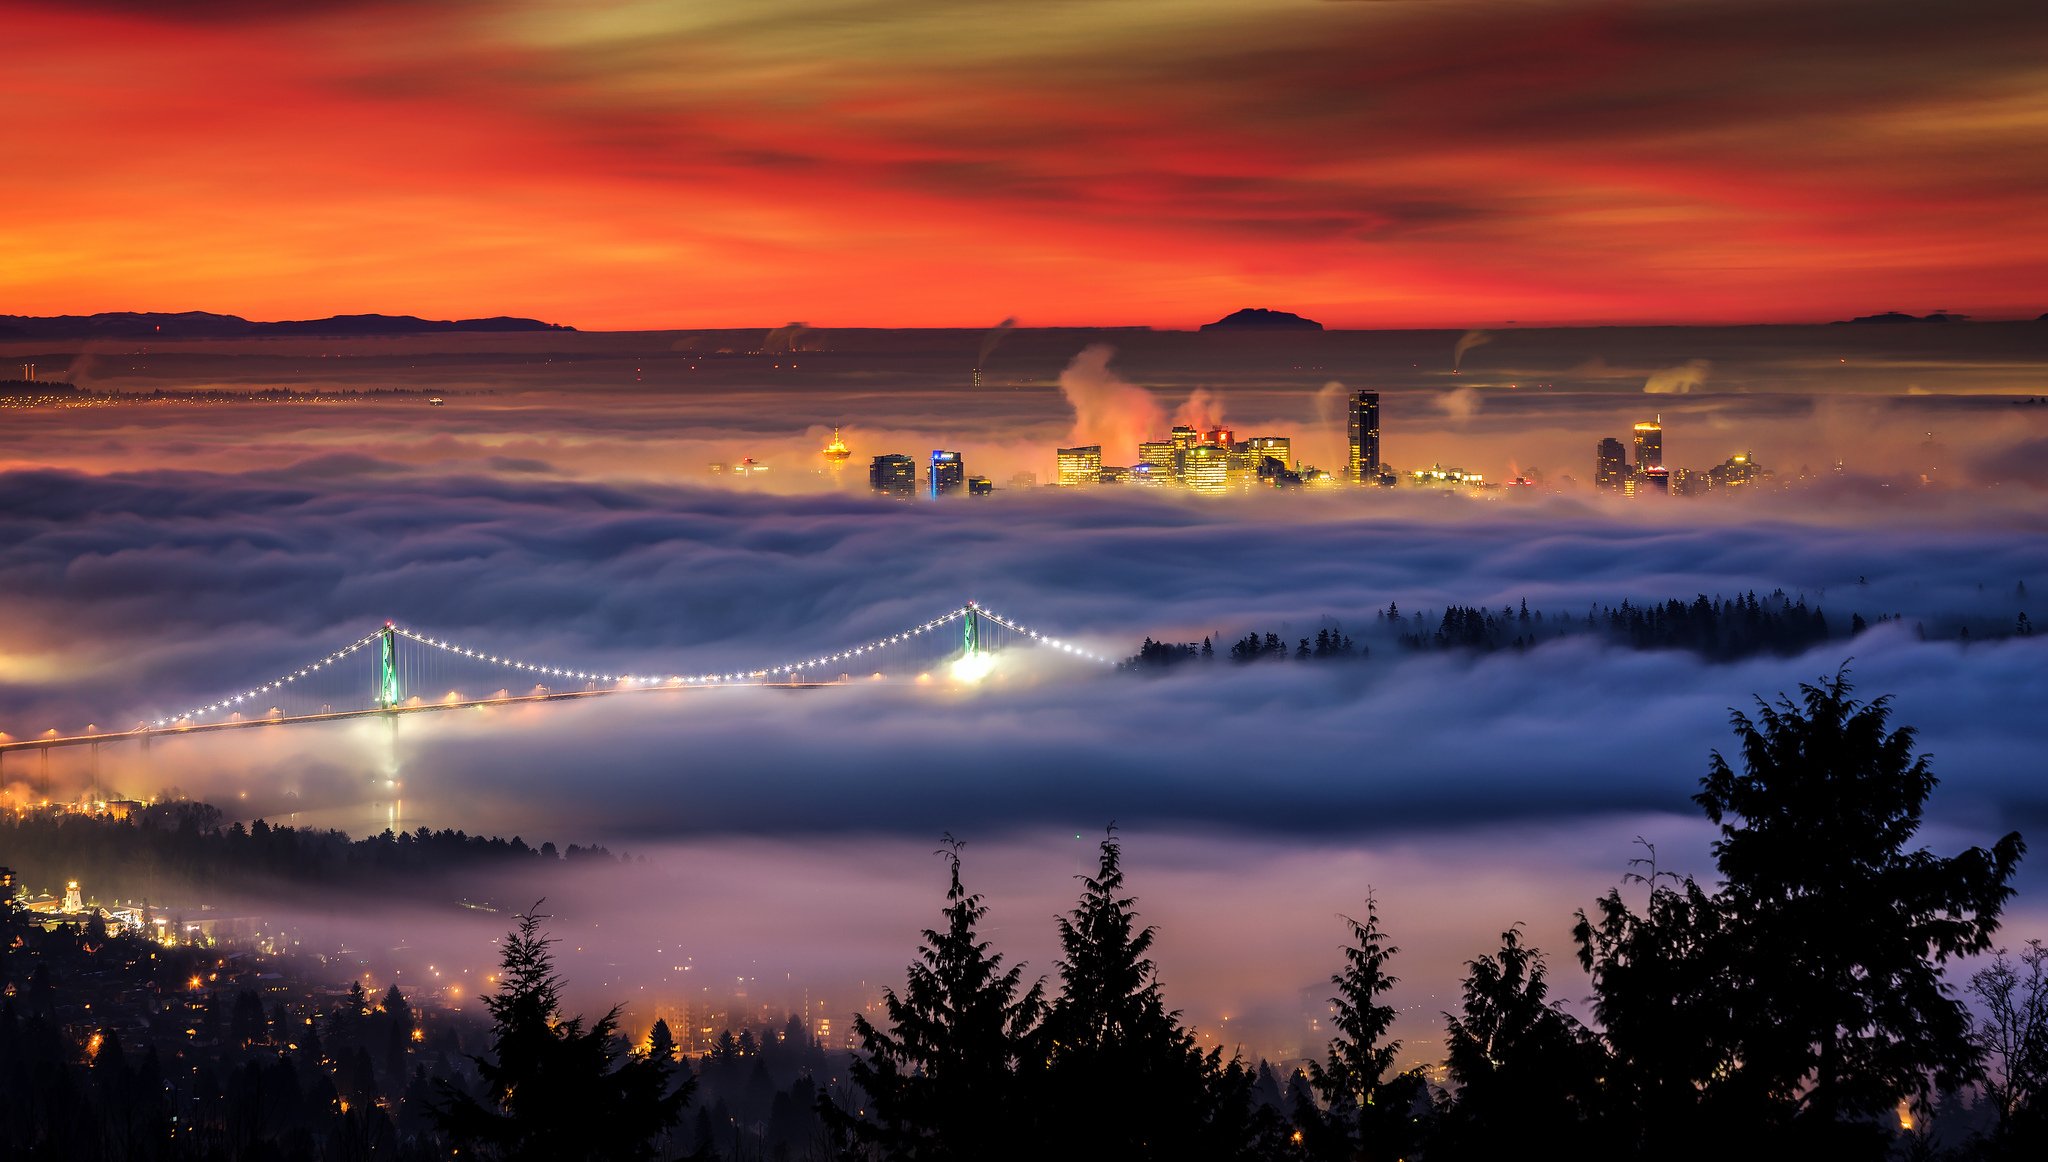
[376,623,401,709]
[962,604,980,659]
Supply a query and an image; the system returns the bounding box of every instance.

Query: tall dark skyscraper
[929,449,965,497]
[869,453,916,496]
[1347,391,1380,483]
[1596,438,1627,491]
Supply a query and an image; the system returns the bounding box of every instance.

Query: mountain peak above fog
[1199,307,1324,331]
[1834,310,1970,325]
[0,311,575,339]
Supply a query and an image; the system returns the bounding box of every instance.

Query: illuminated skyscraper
[1138,441,1178,478]
[1347,392,1380,483]
[1182,444,1229,494]
[869,453,916,497]
[967,475,993,496]
[1169,425,1199,478]
[929,450,965,497]
[1596,438,1627,492]
[1243,436,1291,469]
[1633,417,1664,473]
[1056,445,1102,486]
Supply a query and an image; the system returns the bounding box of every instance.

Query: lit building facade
[1633,419,1664,474]
[1596,438,1627,491]
[1243,436,1291,470]
[929,450,965,497]
[869,453,916,497]
[1709,452,1769,489]
[967,475,993,496]
[1182,444,1230,494]
[1056,445,1102,486]
[1347,392,1381,483]
[1138,441,1178,476]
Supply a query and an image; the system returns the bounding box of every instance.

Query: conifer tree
[825,838,1046,1162]
[1045,828,1238,1160]
[1300,895,1425,1162]
[432,903,689,1162]
[1435,927,1608,1158]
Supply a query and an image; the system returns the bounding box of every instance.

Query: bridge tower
[376,623,401,709]
[962,603,980,658]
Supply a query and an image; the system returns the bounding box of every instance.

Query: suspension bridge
[0,602,1106,772]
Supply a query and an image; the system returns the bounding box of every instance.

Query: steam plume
[1645,358,1711,394]
[1438,386,1481,421]
[1452,329,1492,370]
[1173,388,1228,434]
[978,317,1017,366]
[1057,345,1164,463]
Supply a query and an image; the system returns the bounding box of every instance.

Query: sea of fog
[2,324,2044,1063]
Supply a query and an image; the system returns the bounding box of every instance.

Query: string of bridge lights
[154,630,386,727]
[151,603,1106,729]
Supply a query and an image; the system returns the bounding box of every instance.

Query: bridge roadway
[0,677,835,758]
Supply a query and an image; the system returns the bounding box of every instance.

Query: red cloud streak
[4,0,2046,328]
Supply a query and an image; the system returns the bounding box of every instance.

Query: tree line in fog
[1,802,620,902]
[1122,587,2038,670]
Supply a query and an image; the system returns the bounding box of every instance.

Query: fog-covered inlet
[3,325,2045,1062]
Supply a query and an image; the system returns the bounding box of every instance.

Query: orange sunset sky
[4,0,2045,330]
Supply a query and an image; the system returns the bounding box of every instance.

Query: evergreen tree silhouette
[1435,927,1609,1158]
[824,837,1047,1161]
[1044,827,1229,1159]
[432,902,689,1161]
[1299,894,1425,1162]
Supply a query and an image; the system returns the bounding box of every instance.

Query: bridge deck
[0,679,833,755]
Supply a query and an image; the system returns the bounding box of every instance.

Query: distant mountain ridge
[1200,307,1323,331]
[0,311,574,338]
[1834,310,1970,325]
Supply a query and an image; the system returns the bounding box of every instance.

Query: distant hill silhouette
[1200,307,1323,331]
[0,311,573,338]
[1834,310,1970,325]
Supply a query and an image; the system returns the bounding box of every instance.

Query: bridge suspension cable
[140,601,1106,730]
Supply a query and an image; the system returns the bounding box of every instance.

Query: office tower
[1639,466,1670,495]
[1243,436,1291,468]
[1633,417,1664,474]
[967,476,993,496]
[1138,441,1177,477]
[1347,392,1381,483]
[869,453,916,496]
[929,450,965,497]
[1169,425,1199,478]
[1596,438,1627,491]
[1182,444,1229,494]
[1056,445,1102,486]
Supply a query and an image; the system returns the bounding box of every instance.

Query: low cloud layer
[5,334,2046,1060]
